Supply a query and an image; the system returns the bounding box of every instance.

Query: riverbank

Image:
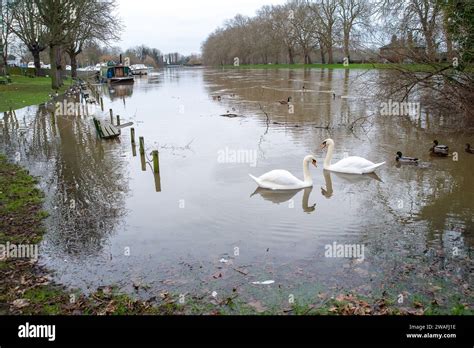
[223,63,460,72]
[0,75,71,113]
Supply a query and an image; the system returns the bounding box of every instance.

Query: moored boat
[130,64,149,75]
[101,60,134,84]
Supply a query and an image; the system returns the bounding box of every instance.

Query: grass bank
[0,75,71,113]
[0,155,471,315]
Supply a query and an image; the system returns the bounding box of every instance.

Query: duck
[249,155,317,190]
[430,140,449,156]
[396,151,419,164]
[279,97,292,105]
[320,139,385,174]
[465,144,474,154]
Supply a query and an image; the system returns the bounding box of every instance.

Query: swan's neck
[324,143,334,169]
[303,159,312,183]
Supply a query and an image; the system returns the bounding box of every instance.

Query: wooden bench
[93,118,121,139]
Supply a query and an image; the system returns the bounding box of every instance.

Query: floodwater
[1,68,472,309]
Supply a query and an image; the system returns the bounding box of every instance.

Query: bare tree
[337,0,371,62]
[0,0,14,74]
[11,0,47,76]
[289,0,318,64]
[270,4,298,64]
[65,0,121,78]
[309,0,338,64]
[34,0,89,89]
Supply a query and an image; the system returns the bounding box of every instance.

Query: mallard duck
[430,140,449,157]
[466,144,474,154]
[396,152,419,164]
[279,97,292,105]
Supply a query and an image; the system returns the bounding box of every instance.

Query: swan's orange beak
[312,159,317,167]
[320,143,327,150]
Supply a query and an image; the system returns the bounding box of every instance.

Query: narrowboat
[101,61,134,84]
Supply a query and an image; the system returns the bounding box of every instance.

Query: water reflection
[321,170,334,198]
[2,104,128,258]
[102,84,134,101]
[251,187,316,213]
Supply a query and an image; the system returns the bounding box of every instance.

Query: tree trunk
[320,40,326,64]
[304,50,312,64]
[327,45,334,64]
[49,44,62,89]
[57,46,65,87]
[425,33,436,62]
[288,47,294,64]
[327,26,334,64]
[70,52,78,79]
[344,29,350,62]
[32,49,41,76]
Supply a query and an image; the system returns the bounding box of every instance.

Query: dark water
[1,68,472,308]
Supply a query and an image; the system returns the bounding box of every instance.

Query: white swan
[320,139,385,174]
[249,155,317,190]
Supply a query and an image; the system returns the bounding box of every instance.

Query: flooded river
[1,68,472,309]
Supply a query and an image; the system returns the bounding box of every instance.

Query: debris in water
[252,280,275,285]
[219,258,229,263]
[220,113,240,118]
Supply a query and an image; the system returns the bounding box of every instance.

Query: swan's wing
[330,156,383,174]
[257,170,302,186]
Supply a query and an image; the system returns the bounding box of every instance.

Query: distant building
[380,34,426,63]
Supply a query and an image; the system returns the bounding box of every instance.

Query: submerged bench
[93,118,121,139]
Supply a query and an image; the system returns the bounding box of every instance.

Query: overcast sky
[117,0,287,56]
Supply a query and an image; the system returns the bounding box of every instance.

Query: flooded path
[1,68,472,309]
